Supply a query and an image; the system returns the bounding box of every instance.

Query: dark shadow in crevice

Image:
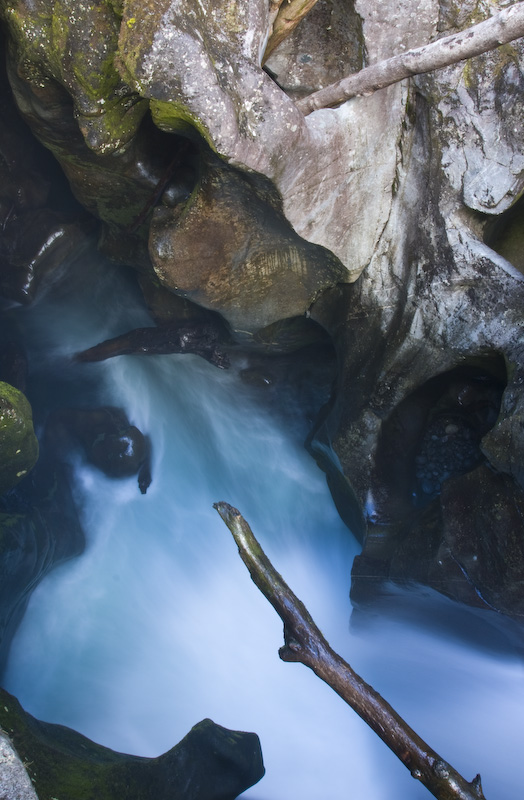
[375,353,507,516]
[482,193,524,275]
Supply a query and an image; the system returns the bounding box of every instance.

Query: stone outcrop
[308,8,524,617]
[149,152,347,334]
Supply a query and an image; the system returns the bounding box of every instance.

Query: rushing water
[2,254,524,799]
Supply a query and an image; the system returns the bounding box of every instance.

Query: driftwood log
[214,501,487,800]
[264,0,321,63]
[74,322,230,370]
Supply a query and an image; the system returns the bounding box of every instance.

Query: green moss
[3,0,146,153]
[0,691,264,800]
[462,38,520,93]
[0,689,147,799]
[0,382,38,496]
[149,99,214,147]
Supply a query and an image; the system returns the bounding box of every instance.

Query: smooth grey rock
[0,732,38,800]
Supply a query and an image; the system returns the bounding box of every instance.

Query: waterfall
[2,253,523,800]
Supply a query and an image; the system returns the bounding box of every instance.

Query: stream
[2,253,524,800]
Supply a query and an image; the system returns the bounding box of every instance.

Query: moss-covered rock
[1,0,147,155]
[0,689,264,800]
[0,382,38,495]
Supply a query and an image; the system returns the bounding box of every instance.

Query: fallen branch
[213,501,487,800]
[296,2,524,115]
[263,0,321,64]
[268,0,286,31]
[74,322,230,369]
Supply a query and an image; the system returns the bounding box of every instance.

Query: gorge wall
[1,0,524,795]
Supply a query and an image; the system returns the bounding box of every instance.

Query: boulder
[0,689,265,800]
[149,152,347,335]
[44,407,152,494]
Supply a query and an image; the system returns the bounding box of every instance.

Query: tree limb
[268,0,286,31]
[263,0,321,64]
[213,501,487,800]
[296,2,524,115]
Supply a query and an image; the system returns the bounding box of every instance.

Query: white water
[3,256,524,799]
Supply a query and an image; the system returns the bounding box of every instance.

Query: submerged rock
[0,689,264,800]
[44,406,152,494]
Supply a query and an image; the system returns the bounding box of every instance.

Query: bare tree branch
[263,0,321,64]
[296,2,524,115]
[214,501,488,800]
[268,0,286,31]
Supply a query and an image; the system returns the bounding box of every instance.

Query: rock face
[1,0,524,619]
[1,0,524,676]
[308,8,524,617]
[0,48,95,303]
[1,0,524,794]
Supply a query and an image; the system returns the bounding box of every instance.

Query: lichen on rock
[2,0,148,154]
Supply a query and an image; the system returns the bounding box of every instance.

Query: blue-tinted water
[3,255,524,799]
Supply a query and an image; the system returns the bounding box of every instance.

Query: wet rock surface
[0,41,96,301]
[44,406,152,494]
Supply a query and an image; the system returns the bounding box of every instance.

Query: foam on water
[3,256,524,800]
